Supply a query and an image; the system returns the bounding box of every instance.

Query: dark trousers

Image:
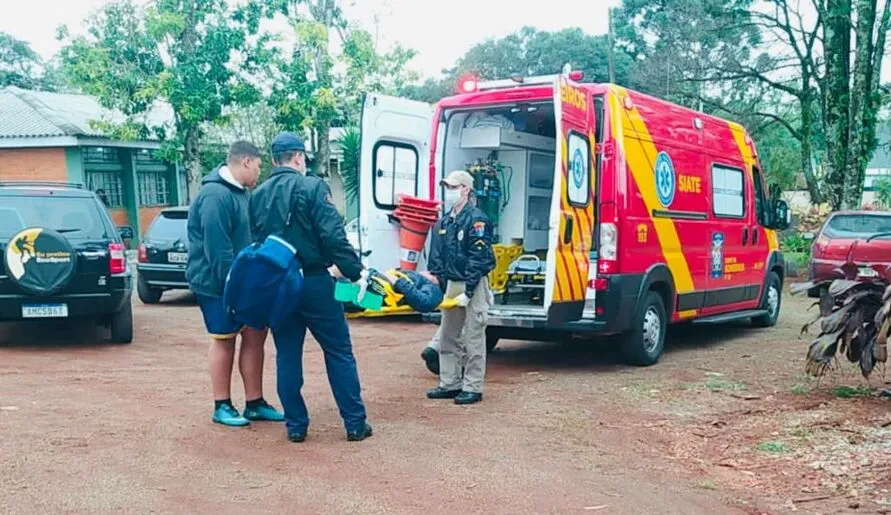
[272,273,367,434]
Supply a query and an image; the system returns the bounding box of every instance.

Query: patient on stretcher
[379,269,445,313]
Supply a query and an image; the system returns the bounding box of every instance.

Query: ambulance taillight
[599,223,618,274]
[598,201,619,275]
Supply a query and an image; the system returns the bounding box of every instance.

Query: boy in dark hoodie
[186,141,284,427]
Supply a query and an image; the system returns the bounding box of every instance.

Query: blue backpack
[223,234,304,332]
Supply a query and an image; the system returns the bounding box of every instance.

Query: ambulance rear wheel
[622,291,667,366]
[485,328,500,353]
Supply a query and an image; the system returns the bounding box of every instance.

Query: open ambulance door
[544,76,597,325]
[358,94,434,273]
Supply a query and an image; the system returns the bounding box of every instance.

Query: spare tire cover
[4,227,76,296]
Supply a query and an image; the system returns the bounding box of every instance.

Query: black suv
[136,207,190,303]
[0,182,134,343]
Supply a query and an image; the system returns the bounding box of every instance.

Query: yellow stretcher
[345,244,523,319]
[345,270,459,319]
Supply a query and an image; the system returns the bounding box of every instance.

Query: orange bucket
[398,217,434,270]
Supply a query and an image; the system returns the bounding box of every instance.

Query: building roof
[0,86,173,142]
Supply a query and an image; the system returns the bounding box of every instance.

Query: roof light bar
[476,74,560,91]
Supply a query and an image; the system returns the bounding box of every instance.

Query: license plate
[168,252,188,264]
[22,304,68,318]
[859,267,879,278]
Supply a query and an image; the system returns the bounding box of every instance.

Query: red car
[808,210,891,295]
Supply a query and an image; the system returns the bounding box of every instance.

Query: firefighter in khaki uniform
[425,170,496,405]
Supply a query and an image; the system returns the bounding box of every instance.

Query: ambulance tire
[752,272,782,328]
[486,331,499,353]
[622,291,667,366]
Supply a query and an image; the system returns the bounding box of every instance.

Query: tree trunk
[315,121,331,177]
[843,0,879,209]
[184,128,203,201]
[822,0,853,209]
[799,90,823,204]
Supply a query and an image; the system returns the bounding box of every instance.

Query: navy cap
[270,132,306,154]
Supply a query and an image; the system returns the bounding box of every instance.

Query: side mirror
[802,232,816,241]
[117,225,134,241]
[770,200,790,231]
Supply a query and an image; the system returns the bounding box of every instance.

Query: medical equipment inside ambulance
[448,104,559,308]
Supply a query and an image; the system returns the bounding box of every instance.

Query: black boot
[426,387,461,399]
[347,423,373,442]
[421,347,439,375]
[454,391,482,405]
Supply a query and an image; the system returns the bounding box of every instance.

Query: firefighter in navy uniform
[249,132,373,443]
[426,170,496,405]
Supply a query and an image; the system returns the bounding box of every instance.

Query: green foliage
[402,27,633,103]
[830,385,873,399]
[873,176,891,208]
[59,0,269,195]
[790,384,810,395]
[756,441,792,454]
[781,234,811,254]
[0,32,64,91]
[338,126,360,203]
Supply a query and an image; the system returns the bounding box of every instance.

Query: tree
[59,0,268,197]
[0,32,61,91]
[260,0,418,178]
[616,0,827,203]
[403,27,634,103]
[820,0,891,208]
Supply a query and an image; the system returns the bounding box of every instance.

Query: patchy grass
[682,377,749,393]
[830,385,873,399]
[790,384,810,395]
[756,441,792,454]
[788,427,813,440]
[703,378,748,392]
[695,481,718,491]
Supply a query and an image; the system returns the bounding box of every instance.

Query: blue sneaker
[212,404,250,427]
[243,402,285,422]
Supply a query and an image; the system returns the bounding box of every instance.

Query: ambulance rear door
[544,76,596,325]
[359,94,434,272]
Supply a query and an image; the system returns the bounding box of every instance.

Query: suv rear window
[0,196,108,240]
[824,214,891,238]
[147,211,187,241]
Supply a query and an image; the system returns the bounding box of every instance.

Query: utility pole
[608,7,617,83]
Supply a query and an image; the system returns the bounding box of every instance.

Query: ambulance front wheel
[752,272,782,328]
[622,291,667,366]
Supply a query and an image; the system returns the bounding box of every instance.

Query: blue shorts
[196,295,244,340]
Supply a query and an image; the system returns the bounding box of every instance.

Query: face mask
[444,188,462,209]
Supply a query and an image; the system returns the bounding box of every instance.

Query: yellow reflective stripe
[610,86,695,294]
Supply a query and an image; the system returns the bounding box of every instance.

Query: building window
[137,172,169,206]
[83,147,120,164]
[329,158,340,177]
[134,150,171,207]
[712,165,745,218]
[85,171,124,208]
[373,141,418,209]
[83,147,124,208]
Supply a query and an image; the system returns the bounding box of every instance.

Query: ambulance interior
[436,101,557,308]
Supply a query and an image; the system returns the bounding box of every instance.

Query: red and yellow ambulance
[357,68,790,365]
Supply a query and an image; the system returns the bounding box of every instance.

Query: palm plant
[338,126,360,204]
[793,237,891,379]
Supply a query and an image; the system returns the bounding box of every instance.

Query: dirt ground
[1,289,889,515]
